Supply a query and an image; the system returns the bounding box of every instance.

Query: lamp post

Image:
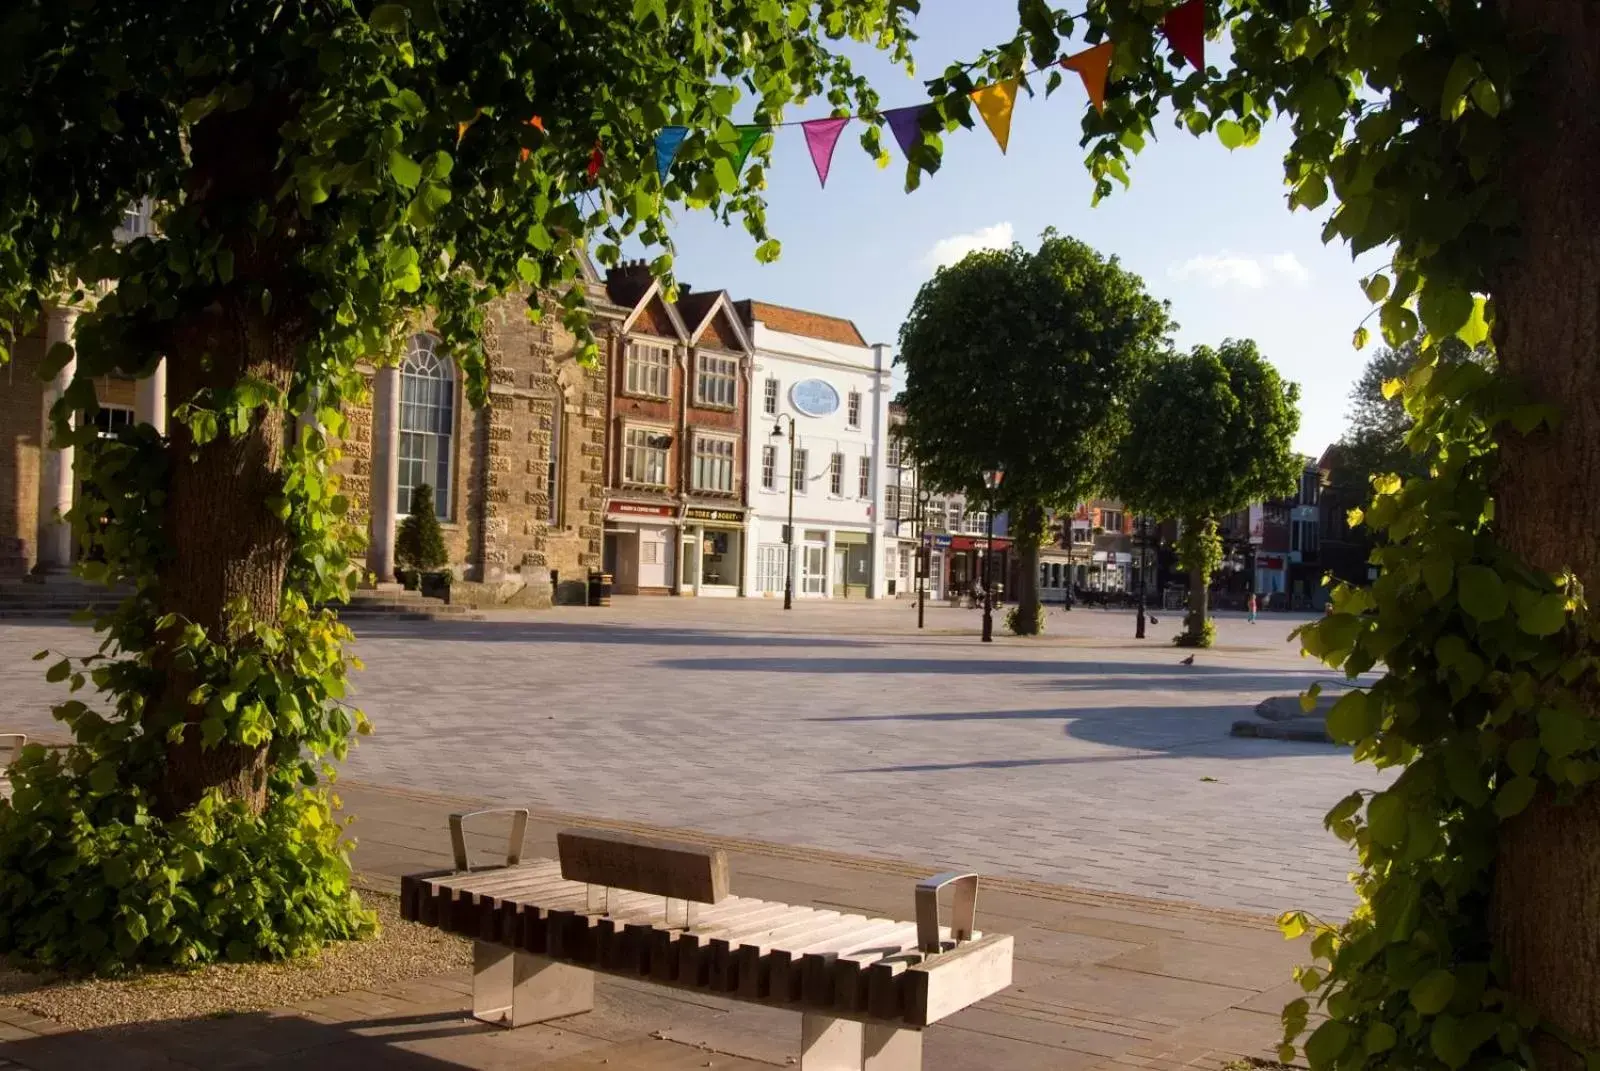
[770,416,796,610]
[1135,515,1150,639]
[980,466,1005,643]
[916,484,931,630]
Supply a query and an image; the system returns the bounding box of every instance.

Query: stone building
[2,262,615,608]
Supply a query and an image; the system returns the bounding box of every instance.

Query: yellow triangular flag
[1062,42,1114,115]
[970,79,1020,154]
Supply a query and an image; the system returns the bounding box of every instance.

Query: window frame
[763,377,779,416]
[1100,509,1125,533]
[397,333,456,521]
[691,430,739,495]
[793,448,809,496]
[829,452,844,496]
[546,394,563,524]
[857,455,871,499]
[694,351,739,410]
[622,422,672,489]
[761,444,777,491]
[846,391,861,428]
[623,338,674,400]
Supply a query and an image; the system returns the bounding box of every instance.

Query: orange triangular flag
[519,116,546,161]
[969,79,1020,154]
[1061,42,1114,114]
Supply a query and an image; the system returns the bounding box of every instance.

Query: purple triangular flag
[801,117,850,188]
[883,105,928,160]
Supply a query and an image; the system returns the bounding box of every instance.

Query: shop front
[949,535,1011,600]
[681,506,747,597]
[603,500,678,595]
[831,529,872,597]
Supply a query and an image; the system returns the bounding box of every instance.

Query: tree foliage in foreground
[922,0,1598,1066]
[1108,340,1301,647]
[0,0,916,971]
[895,231,1172,635]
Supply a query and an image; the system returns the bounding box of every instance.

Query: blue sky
[647,2,1383,456]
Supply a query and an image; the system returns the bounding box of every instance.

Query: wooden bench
[401,809,1013,1070]
[0,734,24,802]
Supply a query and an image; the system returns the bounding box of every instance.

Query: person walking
[1247,591,1258,624]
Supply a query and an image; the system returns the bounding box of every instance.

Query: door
[802,543,828,595]
[832,546,848,597]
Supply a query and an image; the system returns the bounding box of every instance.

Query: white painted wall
[744,323,891,597]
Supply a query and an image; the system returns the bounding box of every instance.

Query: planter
[420,571,453,602]
[396,569,420,591]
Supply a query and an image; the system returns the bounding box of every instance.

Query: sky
[641,1,1384,457]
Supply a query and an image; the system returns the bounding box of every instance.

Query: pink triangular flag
[802,117,850,188]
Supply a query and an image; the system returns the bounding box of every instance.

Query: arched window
[546,393,563,524]
[398,334,454,519]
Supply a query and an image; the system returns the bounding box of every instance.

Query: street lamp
[980,466,1005,643]
[1135,515,1150,639]
[916,485,932,630]
[771,416,797,610]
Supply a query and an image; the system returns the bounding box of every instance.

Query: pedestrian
[1247,591,1257,624]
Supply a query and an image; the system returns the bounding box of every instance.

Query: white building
[738,301,892,599]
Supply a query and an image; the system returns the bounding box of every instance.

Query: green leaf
[1362,274,1390,302]
[1423,556,1453,601]
[39,341,75,381]
[1411,968,1456,1015]
[1494,775,1539,818]
[1215,119,1247,150]
[1352,325,1369,350]
[1469,78,1501,117]
[1457,295,1490,346]
[1367,792,1407,847]
[389,151,422,191]
[369,4,409,32]
[46,658,72,682]
[1440,55,1481,120]
[1304,1020,1350,1069]
[1457,565,1508,621]
[1538,707,1587,759]
[1365,1021,1398,1055]
[1516,591,1567,636]
[1418,282,1473,339]
[1325,691,1373,744]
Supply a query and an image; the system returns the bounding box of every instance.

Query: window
[847,391,861,428]
[398,333,454,518]
[968,510,988,534]
[1072,526,1092,544]
[1293,519,1321,557]
[947,501,964,532]
[116,199,152,241]
[885,486,903,523]
[761,444,777,490]
[92,406,135,439]
[763,377,779,415]
[858,456,871,499]
[829,453,844,496]
[625,340,672,398]
[793,448,809,495]
[757,543,789,594]
[925,499,945,531]
[887,437,902,468]
[642,540,661,565]
[693,434,737,493]
[1299,470,1321,507]
[546,395,563,524]
[1099,509,1124,533]
[695,352,738,408]
[623,426,669,487]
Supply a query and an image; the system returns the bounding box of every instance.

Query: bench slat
[557,829,729,904]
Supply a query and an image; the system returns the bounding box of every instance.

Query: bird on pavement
[1180,654,1196,666]
[1148,615,1159,624]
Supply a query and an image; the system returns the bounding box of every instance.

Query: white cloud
[1168,250,1312,289]
[922,222,1014,270]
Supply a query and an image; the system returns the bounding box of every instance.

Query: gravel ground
[0,890,468,1030]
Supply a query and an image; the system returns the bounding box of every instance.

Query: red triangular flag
[1162,0,1205,71]
[586,142,604,181]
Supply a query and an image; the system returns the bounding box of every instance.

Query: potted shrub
[395,484,450,596]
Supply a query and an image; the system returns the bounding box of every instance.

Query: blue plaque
[789,378,841,418]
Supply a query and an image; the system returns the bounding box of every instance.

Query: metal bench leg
[800,1015,923,1070]
[473,942,594,1028]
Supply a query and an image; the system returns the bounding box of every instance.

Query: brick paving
[0,598,1384,921]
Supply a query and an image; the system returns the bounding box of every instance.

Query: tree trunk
[1489,0,1600,1061]
[147,102,309,819]
[1012,501,1046,635]
[1178,514,1216,647]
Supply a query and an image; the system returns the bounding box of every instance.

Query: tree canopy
[895,230,1172,633]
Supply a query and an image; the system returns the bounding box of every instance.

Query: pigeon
[1180,654,1196,666]
[1148,615,1159,624]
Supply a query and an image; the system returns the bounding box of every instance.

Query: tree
[1339,338,1488,493]
[1108,341,1301,647]
[0,0,917,970]
[394,485,448,576]
[913,0,1600,1063]
[895,232,1172,635]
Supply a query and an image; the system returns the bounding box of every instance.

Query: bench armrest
[915,871,979,954]
[448,808,529,872]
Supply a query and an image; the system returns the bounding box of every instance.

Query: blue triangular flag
[655,126,689,184]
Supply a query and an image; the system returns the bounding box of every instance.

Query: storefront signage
[789,378,840,418]
[950,536,1011,552]
[1259,555,1285,570]
[921,533,953,549]
[609,502,676,518]
[683,507,744,524]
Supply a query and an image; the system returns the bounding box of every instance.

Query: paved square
[0,599,1384,920]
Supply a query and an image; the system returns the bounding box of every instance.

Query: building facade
[600,263,754,597]
[740,302,890,600]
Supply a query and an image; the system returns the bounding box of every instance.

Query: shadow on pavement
[662,655,1321,681]
[347,621,875,648]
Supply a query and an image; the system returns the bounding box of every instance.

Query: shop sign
[684,507,744,524]
[608,502,675,518]
[951,536,1011,552]
[921,533,952,549]
[789,378,840,418]
[1258,555,1285,569]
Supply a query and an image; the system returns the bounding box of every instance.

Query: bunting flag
[1163,0,1206,71]
[655,126,688,183]
[587,142,604,181]
[519,116,546,161]
[801,117,850,187]
[883,105,929,160]
[730,124,764,174]
[1061,42,1114,114]
[970,79,1019,153]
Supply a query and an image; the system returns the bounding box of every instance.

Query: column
[368,365,402,583]
[823,528,836,599]
[133,358,168,434]
[36,307,78,572]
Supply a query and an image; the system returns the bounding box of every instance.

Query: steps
[0,578,482,622]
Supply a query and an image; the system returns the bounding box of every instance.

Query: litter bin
[586,571,613,607]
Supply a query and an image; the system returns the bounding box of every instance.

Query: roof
[736,299,868,348]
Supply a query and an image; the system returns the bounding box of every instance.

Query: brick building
[599,262,753,596]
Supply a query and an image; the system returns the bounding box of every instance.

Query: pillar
[36,307,78,572]
[823,528,837,599]
[368,365,401,583]
[133,358,167,434]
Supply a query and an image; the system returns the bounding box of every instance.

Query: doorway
[802,543,828,596]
